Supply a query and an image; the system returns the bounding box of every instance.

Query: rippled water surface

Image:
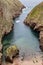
[3,0,43,58]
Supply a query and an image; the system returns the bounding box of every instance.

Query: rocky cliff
[24,2,43,51]
[0,0,25,64]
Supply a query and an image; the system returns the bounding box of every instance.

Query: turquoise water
[3,0,43,57]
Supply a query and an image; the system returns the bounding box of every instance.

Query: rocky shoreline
[0,0,25,65]
[24,2,43,51]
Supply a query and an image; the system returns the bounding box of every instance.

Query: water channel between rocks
[3,0,43,60]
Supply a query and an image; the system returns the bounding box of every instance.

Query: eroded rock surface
[24,2,43,51]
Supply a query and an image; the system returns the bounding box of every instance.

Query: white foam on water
[16,20,20,23]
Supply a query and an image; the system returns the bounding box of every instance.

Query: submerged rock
[5,45,19,63]
[24,2,43,51]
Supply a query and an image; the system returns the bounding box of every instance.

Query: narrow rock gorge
[24,2,43,51]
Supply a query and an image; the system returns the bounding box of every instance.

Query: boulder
[5,45,19,63]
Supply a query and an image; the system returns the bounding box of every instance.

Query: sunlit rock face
[24,2,43,51]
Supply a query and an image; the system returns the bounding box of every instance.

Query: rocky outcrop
[24,2,43,51]
[5,45,19,63]
[0,0,25,64]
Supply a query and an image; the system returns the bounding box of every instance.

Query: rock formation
[5,45,19,63]
[0,0,25,64]
[24,2,43,51]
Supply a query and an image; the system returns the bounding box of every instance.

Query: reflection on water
[3,0,43,59]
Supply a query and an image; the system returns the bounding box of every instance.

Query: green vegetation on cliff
[24,2,43,30]
[24,2,43,51]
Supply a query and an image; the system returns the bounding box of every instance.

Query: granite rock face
[24,2,43,51]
